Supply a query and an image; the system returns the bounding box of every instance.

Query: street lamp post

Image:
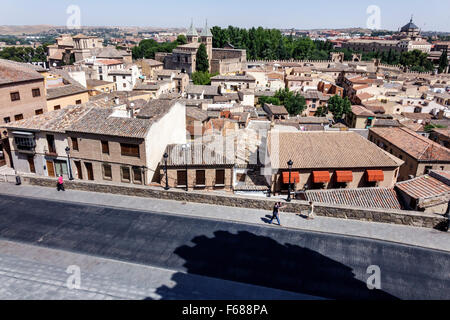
[163,152,169,190]
[287,159,293,202]
[65,146,74,180]
[181,144,189,192]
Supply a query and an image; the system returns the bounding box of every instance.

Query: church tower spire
[200,19,213,72]
[186,19,198,43]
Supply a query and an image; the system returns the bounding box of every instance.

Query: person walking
[57,175,65,191]
[269,202,286,226]
[307,201,315,220]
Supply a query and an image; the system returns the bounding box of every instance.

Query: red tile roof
[269,131,403,169]
[0,58,44,85]
[395,174,450,200]
[351,105,376,117]
[304,187,402,210]
[369,127,450,161]
[96,59,123,66]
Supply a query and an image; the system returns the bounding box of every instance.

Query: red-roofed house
[369,127,450,181]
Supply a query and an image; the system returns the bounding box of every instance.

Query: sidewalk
[0,182,449,252]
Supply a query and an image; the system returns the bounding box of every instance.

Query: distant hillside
[0,25,59,35]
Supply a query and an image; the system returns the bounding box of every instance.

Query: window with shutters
[103,164,112,180]
[177,170,187,187]
[120,143,140,157]
[195,170,205,187]
[133,166,142,184]
[121,166,131,182]
[101,141,109,154]
[71,137,79,151]
[215,169,225,186]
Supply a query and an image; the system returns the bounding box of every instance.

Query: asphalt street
[0,194,449,300]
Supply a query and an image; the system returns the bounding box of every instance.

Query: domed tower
[186,19,199,44]
[400,16,420,39]
[200,20,213,64]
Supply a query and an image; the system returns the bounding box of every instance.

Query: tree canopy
[196,43,209,73]
[131,26,438,72]
[258,96,281,106]
[259,88,307,116]
[327,95,352,121]
[399,50,434,72]
[424,123,447,132]
[191,71,218,85]
[0,45,48,63]
[438,51,449,74]
[132,36,187,60]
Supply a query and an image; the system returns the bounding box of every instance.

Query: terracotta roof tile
[269,131,403,169]
[369,127,450,161]
[304,188,401,210]
[395,174,450,200]
[0,59,44,85]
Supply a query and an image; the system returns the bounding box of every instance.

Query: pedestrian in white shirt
[307,201,315,220]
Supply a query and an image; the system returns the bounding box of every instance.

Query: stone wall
[22,175,448,230]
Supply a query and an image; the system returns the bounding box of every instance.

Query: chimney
[128,102,135,118]
[114,96,120,105]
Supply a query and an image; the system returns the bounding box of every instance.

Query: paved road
[0,194,449,300]
[1,183,449,252]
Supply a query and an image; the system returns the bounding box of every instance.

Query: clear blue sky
[1,0,449,32]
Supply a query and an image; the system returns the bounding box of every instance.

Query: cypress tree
[196,43,209,73]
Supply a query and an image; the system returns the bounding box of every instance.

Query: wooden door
[27,156,35,173]
[75,161,83,180]
[46,160,55,177]
[85,162,94,181]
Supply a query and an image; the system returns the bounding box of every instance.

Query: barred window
[14,136,35,151]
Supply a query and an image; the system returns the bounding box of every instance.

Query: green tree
[211,26,229,48]
[314,106,328,117]
[424,123,447,132]
[438,51,449,74]
[132,38,180,60]
[176,34,187,45]
[274,88,307,115]
[400,50,434,72]
[191,71,219,85]
[196,43,209,73]
[0,45,49,63]
[327,95,351,121]
[258,96,281,106]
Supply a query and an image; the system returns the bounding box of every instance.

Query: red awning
[335,171,353,183]
[366,170,384,182]
[312,171,330,183]
[282,171,300,184]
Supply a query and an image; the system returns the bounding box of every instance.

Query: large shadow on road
[153,230,397,300]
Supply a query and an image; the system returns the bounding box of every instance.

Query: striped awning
[282,171,300,184]
[312,171,330,183]
[366,170,384,182]
[335,171,353,183]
